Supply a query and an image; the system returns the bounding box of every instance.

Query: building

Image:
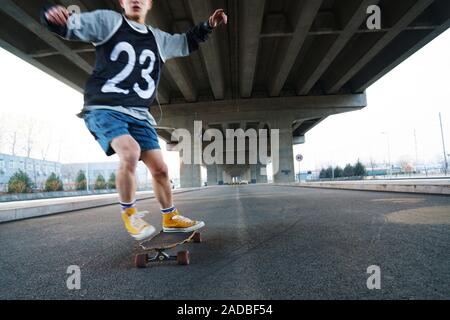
[0,153,61,192]
[0,153,153,192]
[60,161,151,191]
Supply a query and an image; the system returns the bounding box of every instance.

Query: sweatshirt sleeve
[40,4,122,45]
[149,21,214,62]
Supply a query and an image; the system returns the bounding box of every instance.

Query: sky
[0,29,449,178]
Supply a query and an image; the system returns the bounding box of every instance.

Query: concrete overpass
[1,0,449,187]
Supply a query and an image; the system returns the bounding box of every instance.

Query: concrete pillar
[243,167,251,182]
[223,170,232,184]
[250,164,267,184]
[256,164,268,183]
[217,165,224,185]
[179,120,202,188]
[207,165,218,186]
[250,165,257,184]
[272,118,295,183]
[180,162,202,188]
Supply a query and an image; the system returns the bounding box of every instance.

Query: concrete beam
[0,39,84,93]
[352,18,450,92]
[326,0,434,94]
[0,0,93,74]
[147,4,198,102]
[268,0,323,97]
[293,136,305,145]
[156,84,170,104]
[29,47,95,58]
[58,0,89,12]
[262,25,437,38]
[239,0,265,98]
[159,93,367,115]
[163,57,197,102]
[187,0,225,100]
[297,0,379,95]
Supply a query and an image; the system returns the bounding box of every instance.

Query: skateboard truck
[135,231,201,268]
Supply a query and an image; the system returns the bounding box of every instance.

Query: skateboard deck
[134,230,202,268]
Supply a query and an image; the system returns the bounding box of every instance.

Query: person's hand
[208,9,228,28]
[45,5,69,26]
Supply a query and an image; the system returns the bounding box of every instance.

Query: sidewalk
[0,188,203,223]
[275,179,450,196]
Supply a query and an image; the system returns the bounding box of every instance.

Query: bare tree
[21,119,37,187]
[398,156,413,175]
[0,113,5,154]
[56,138,63,163]
[10,131,18,156]
[41,143,51,161]
[23,121,35,158]
[369,157,376,177]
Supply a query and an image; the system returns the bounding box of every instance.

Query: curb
[0,188,204,223]
[273,182,450,196]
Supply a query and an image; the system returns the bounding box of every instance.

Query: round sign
[296,154,303,162]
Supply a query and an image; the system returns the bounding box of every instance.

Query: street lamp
[439,113,448,176]
[381,132,391,178]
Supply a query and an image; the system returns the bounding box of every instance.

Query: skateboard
[134,230,202,268]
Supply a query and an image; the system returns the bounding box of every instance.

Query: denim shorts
[83,109,161,157]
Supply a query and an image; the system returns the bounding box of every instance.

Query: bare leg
[140,149,172,209]
[110,135,141,204]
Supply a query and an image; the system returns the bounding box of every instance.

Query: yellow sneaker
[162,209,205,233]
[121,208,155,241]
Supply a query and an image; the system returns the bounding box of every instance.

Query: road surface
[0,185,449,299]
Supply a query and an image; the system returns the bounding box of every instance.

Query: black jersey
[41,7,214,112]
[84,16,162,108]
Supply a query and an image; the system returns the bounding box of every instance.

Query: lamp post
[381,132,391,178]
[86,163,89,192]
[439,113,448,175]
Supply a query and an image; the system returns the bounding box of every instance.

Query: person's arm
[151,9,227,62]
[40,4,122,45]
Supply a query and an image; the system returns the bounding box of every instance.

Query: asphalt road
[0,185,449,299]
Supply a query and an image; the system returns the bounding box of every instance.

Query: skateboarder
[41,0,227,240]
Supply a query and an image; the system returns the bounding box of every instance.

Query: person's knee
[119,149,141,172]
[152,163,169,180]
[112,136,141,171]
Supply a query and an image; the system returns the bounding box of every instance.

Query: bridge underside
[0,0,448,186]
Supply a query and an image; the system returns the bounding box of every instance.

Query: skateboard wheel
[193,232,202,243]
[135,254,148,268]
[177,251,190,265]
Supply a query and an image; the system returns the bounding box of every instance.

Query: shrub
[108,172,116,189]
[354,160,367,177]
[343,164,355,177]
[8,170,33,194]
[94,174,107,190]
[44,173,64,192]
[75,170,87,191]
[334,166,344,178]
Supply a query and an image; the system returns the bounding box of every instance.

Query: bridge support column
[179,120,202,188]
[207,165,218,186]
[180,162,202,188]
[217,165,224,185]
[256,164,268,183]
[272,118,295,183]
[251,164,268,184]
